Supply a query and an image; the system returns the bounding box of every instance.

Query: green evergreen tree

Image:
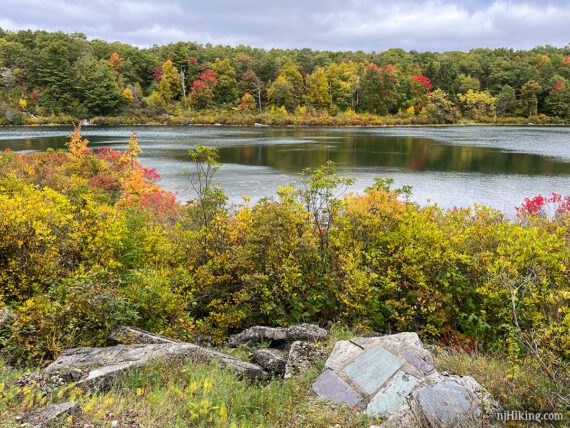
[74,56,122,115]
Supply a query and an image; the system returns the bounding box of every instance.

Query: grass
[0,357,371,428]
[435,347,569,417]
[1,327,567,427]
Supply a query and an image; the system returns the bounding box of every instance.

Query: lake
[1,125,569,215]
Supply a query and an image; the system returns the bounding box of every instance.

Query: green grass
[0,355,372,428]
[2,328,567,427]
[435,348,569,416]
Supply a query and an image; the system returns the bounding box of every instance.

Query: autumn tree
[457,89,496,120]
[425,89,459,123]
[157,59,181,104]
[360,63,399,115]
[268,76,295,110]
[240,69,263,111]
[545,79,570,119]
[190,70,217,109]
[209,58,238,105]
[306,67,330,110]
[408,75,433,113]
[325,62,360,111]
[274,61,304,107]
[520,80,542,117]
[239,92,256,111]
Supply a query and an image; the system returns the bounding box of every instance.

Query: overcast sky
[0,0,569,52]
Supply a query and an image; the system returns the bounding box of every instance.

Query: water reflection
[0,126,569,214]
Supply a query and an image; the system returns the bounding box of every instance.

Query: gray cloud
[0,0,569,51]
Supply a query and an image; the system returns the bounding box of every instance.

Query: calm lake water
[1,125,569,215]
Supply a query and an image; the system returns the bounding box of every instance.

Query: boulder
[108,325,180,345]
[41,342,268,390]
[311,332,501,426]
[287,324,328,342]
[228,326,288,347]
[381,373,503,427]
[251,348,287,374]
[227,324,327,347]
[284,341,327,379]
[22,402,79,427]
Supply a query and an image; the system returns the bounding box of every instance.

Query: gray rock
[0,305,15,330]
[284,341,327,379]
[42,342,268,390]
[22,401,79,427]
[286,323,328,342]
[312,332,501,427]
[251,348,287,374]
[381,373,503,427]
[228,326,288,347]
[312,369,363,406]
[351,332,435,378]
[108,325,180,345]
[325,340,364,371]
[17,368,84,395]
[227,324,327,347]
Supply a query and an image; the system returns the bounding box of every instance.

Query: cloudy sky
[0,0,569,51]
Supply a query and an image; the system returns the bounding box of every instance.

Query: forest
[1,29,570,125]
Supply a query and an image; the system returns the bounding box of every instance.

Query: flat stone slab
[325,340,364,371]
[44,342,268,389]
[367,371,419,417]
[415,379,475,425]
[312,332,501,427]
[342,346,403,394]
[312,369,363,406]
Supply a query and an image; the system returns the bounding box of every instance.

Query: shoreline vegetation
[2,110,569,128]
[2,29,570,128]
[0,129,568,426]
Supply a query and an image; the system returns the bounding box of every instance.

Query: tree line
[1,28,570,122]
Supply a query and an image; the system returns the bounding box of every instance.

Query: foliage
[156,59,182,104]
[457,89,496,120]
[0,131,568,412]
[1,29,570,121]
[520,80,542,117]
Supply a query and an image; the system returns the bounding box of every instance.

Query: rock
[17,368,84,395]
[312,369,363,406]
[227,324,327,347]
[251,348,287,374]
[381,373,503,427]
[228,326,288,347]
[311,332,501,426]
[108,325,180,345]
[41,342,268,390]
[287,323,328,342]
[0,305,15,330]
[22,401,79,427]
[284,341,327,379]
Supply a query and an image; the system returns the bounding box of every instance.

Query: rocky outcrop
[108,325,180,345]
[311,332,502,427]
[284,341,327,379]
[22,402,79,428]
[227,324,327,347]
[43,342,268,390]
[251,348,287,374]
